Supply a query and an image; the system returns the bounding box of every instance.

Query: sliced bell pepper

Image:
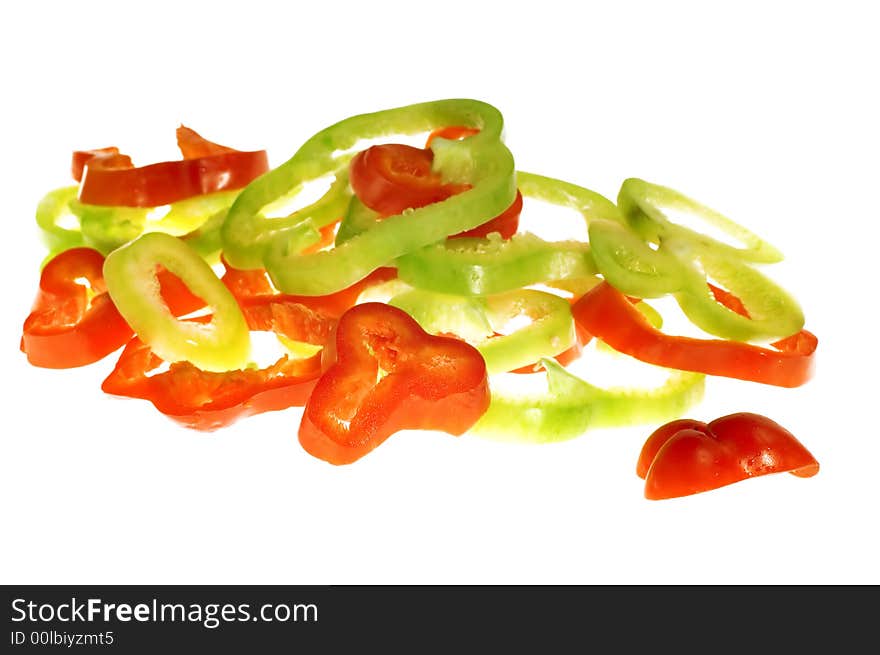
[636,412,820,500]
[349,143,468,216]
[388,288,576,375]
[298,302,490,465]
[35,186,84,262]
[103,233,250,372]
[343,140,522,241]
[222,99,516,296]
[617,177,784,264]
[571,281,817,388]
[77,126,269,207]
[101,296,331,431]
[21,248,133,369]
[220,257,397,317]
[395,232,597,296]
[589,178,805,341]
[21,247,205,369]
[393,169,625,296]
[471,358,705,443]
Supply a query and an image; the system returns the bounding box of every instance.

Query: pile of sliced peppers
[19,100,820,497]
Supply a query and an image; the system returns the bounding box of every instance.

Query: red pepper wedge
[76,126,269,207]
[637,412,820,500]
[20,247,205,369]
[298,302,490,465]
[571,281,818,388]
[101,297,334,431]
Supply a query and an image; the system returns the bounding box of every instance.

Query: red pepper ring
[571,281,817,388]
[20,247,206,369]
[76,126,269,207]
[298,302,491,465]
[636,412,820,500]
[101,297,333,431]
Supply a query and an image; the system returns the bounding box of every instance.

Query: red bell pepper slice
[101,297,333,431]
[298,302,491,465]
[75,126,269,207]
[571,281,818,388]
[20,247,205,369]
[636,412,820,500]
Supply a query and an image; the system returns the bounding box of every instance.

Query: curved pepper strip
[103,233,250,372]
[617,178,784,264]
[77,135,268,207]
[393,170,622,295]
[37,186,242,260]
[388,288,576,375]
[471,358,705,443]
[101,297,332,431]
[588,217,805,341]
[571,281,817,388]
[222,99,516,295]
[335,188,522,246]
[396,232,597,296]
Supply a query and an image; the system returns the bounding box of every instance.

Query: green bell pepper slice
[389,288,576,375]
[395,232,597,296]
[587,179,805,341]
[393,170,624,295]
[35,186,84,264]
[103,232,251,372]
[222,99,516,296]
[471,358,705,443]
[70,190,241,255]
[617,177,784,264]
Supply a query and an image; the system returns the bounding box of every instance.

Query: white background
[1,1,878,585]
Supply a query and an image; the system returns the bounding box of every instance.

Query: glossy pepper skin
[637,412,820,500]
[298,302,490,465]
